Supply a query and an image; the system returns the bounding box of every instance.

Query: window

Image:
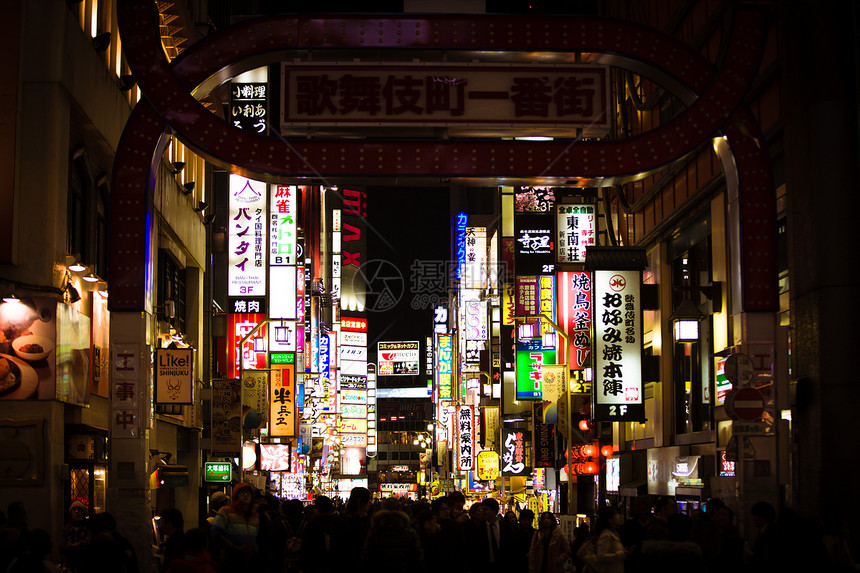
[158,250,187,333]
[68,150,110,280]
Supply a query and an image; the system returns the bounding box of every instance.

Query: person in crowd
[529,512,571,573]
[414,503,443,572]
[514,508,536,573]
[257,494,289,573]
[640,513,703,572]
[432,496,467,573]
[619,496,651,572]
[483,497,516,572]
[7,528,59,573]
[157,507,185,572]
[61,500,89,571]
[78,511,138,573]
[336,486,373,569]
[282,499,306,573]
[210,483,261,570]
[644,496,677,541]
[448,490,469,523]
[464,500,491,573]
[821,505,860,571]
[361,497,424,573]
[205,492,229,529]
[300,495,340,573]
[569,522,590,573]
[0,501,29,571]
[590,506,629,573]
[692,502,744,572]
[165,527,217,573]
[746,500,779,569]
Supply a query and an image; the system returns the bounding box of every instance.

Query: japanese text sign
[556,205,596,263]
[229,175,267,296]
[593,270,644,421]
[269,363,297,437]
[282,65,609,130]
[456,405,475,471]
[559,271,592,370]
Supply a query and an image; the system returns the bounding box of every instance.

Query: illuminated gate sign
[282,65,610,131]
[593,270,644,421]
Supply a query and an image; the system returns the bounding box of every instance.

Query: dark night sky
[366,187,450,353]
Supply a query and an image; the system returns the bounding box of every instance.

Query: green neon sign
[270,352,296,364]
[204,462,232,482]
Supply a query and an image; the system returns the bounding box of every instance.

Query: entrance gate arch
[110,2,775,312]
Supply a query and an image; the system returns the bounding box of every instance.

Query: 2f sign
[608,405,628,417]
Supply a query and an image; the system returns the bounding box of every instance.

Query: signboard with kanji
[456,405,475,471]
[204,462,232,483]
[556,205,596,263]
[281,64,610,131]
[593,270,644,422]
[228,175,267,297]
[502,428,531,476]
[269,364,296,437]
[559,271,592,370]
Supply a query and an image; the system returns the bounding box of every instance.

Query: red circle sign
[729,387,765,421]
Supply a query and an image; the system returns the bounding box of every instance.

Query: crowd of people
[0,489,857,572]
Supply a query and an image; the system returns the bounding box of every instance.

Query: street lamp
[671,298,704,342]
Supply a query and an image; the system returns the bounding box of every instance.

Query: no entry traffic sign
[727,387,765,421]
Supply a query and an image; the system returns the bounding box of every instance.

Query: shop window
[66,465,107,518]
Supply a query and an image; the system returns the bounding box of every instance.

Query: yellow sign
[476,451,500,481]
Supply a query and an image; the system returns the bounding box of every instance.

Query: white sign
[464,227,487,289]
[593,269,644,422]
[269,185,297,265]
[556,205,596,263]
[456,405,475,471]
[341,346,368,361]
[341,331,368,347]
[229,175,267,296]
[269,266,297,319]
[341,359,368,375]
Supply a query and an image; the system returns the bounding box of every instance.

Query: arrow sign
[727,387,765,421]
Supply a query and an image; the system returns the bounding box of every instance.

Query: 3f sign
[609,405,628,416]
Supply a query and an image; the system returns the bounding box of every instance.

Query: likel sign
[155,348,193,404]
